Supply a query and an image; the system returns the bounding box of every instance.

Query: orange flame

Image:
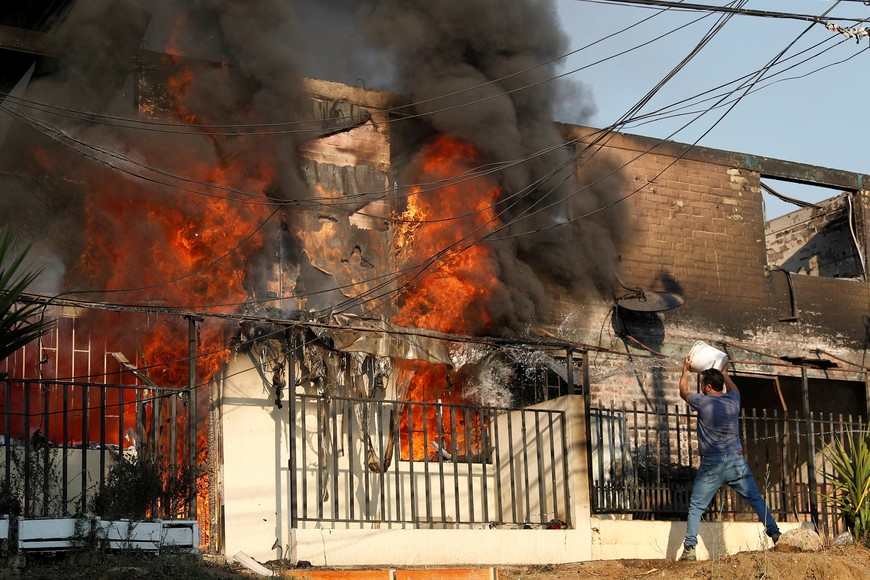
[69,44,276,547]
[392,136,502,460]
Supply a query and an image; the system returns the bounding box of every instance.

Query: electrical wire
[0,3,707,216]
[626,37,866,129]
[1,301,296,384]
[375,1,746,256]
[479,1,851,241]
[1,1,861,135]
[2,0,839,226]
[0,0,742,235]
[262,6,757,317]
[60,4,861,313]
[575,0,868,24]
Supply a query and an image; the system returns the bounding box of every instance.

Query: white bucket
[688,341,729,372]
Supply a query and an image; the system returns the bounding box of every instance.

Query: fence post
[801,368,819,529]
[3,380,10,489]
[24,384,31,516]
[288,328,298,529]
[582,351,594,513]
[566,349,574,394]
[80,385,88,514]
[188,316,198,521]
[865,373,870,419]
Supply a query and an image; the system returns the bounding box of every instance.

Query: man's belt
[701,450,743,458]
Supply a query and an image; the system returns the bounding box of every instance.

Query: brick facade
[556,127,870,415]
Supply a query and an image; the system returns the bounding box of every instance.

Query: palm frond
[818,432,870,541]
[0,226,53,368]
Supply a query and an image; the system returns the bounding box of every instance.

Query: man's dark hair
[700,368,725,392]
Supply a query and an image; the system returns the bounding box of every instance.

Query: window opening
[762,178,865,280]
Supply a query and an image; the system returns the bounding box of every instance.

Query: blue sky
[553,0,870,217]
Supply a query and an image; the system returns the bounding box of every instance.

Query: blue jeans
[685,454,779,548]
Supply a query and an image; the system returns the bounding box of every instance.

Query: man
[678,355,780,561]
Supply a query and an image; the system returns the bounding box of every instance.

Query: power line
[143,6,740,312]
[32,34,854,317]
[576,0,869,24]
[627,41,868,130]
[3,10,864,404]
[0,0,744,226]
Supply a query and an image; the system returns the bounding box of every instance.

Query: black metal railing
[1,378,192,518]
[589,403,868,534]
[289,394,572,529]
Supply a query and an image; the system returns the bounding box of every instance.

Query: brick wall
[555,127,870,413]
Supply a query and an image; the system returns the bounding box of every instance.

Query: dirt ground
[7,545,868,579]
[221,546,870,579]
[495,545,870,580]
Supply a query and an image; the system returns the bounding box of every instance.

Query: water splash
[449,343,514,407]
[590,354,683,381]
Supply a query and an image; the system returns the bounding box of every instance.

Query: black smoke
[362,0,627,331]
[0,0,626,331]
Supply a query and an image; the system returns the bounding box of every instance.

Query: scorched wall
[556,126,870,415]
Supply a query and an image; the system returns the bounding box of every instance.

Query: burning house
[2,0,869,567]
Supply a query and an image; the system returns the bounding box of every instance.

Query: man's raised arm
[723,361,740,395]
[679,355,692,403]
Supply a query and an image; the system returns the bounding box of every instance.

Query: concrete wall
[218,360,293,562]
[591,518,803,561]
[218,357,594,565]
[293,527,590,567]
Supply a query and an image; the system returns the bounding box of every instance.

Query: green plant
[0,226,52,379]
[819,432,870,542]
[90,457,196,520]
[90,457,162,520]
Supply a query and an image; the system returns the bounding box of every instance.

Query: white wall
[219,359,293,561]
[591,518,802,560]
[218,357,594,565]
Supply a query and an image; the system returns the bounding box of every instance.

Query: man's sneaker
[679,546,696,561]
[771,532,781,545]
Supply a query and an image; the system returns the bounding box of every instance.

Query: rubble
[775,527,825,553]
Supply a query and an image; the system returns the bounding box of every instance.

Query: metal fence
[18,372,867,536]
[289,394,572,530]
[590,403,868,534]
[1,377,193,519]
